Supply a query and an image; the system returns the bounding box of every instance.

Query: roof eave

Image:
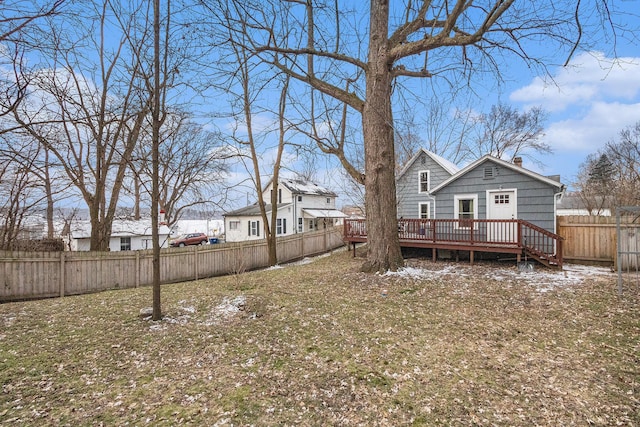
[431,155,564,193]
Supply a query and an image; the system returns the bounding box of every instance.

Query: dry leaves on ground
[1,251,638,426]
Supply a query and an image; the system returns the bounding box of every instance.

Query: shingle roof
[279,179,337,197]
[223,203,291,217]
[69,220,170,238]
[431,155,564,193]
[396,148,460,180]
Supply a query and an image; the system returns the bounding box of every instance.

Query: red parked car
[170,232,208,247]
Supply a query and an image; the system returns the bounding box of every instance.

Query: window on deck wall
[418,170,430,193]
[418,202,430,219]
[454,194,478,229]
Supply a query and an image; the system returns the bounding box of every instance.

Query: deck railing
[344,218,563,267]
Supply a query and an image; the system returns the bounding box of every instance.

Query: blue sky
[218,2,640,207]
[507,50,640,187]
[4,1,638,213]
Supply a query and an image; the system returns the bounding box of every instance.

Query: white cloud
[508,50,640,179]
[542,101,640,152]
[222,113,279,136]
[511,51,640,112]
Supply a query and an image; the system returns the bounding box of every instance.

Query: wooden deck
[344,218,564,268]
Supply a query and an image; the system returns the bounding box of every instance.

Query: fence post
[324,227,328,252]
[194,245,199,281]
[59,251,65,298]
[616,210,622,296]
[135,251,140,288]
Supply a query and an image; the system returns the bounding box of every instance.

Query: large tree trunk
[360,0,403,273]
[89,217,111,251]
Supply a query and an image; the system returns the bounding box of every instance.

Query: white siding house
[223,179,346,242]
[67,220,171,251]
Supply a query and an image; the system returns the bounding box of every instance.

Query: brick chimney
[513,156,523,167]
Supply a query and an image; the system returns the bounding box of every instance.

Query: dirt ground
[1,250,638,425]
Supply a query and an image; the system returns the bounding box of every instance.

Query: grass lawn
[1,250,638,426]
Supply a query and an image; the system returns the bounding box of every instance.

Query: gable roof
[278,178,337,197]
[397,148,460,180]
[224,203,291,217]
[430,155,565,193]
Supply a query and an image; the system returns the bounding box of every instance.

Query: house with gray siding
[341,150,567,267]
[396,148,459,220]
[397,150,565,235]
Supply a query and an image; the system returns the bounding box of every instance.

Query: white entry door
[487,190,517,242]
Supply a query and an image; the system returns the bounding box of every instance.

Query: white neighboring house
[556,193,612,216]
[66,220,171,251]
[224,179,346,242]
[172,219,225,238]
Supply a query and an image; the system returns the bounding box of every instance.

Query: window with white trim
[276,218,287,235]
[298,217,303,232]
[418,170,430,193]
[454,194,478,228]
[229,220,240,230]
[248,220,260,236]
[418,202,430,219]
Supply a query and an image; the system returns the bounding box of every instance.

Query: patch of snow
[380,263,615,292]
[149,322,166,331]
[139,307,153,316]
[204,296,246,326]
[163,313,192,325]
[0,314,17,328]
[177,300,196,314]
[382,265,460,279]
[241,357,255,368]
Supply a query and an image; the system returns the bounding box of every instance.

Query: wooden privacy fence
[0,227,345,302]
[557,215,640,267]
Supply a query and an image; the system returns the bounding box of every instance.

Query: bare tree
[0,133,46,249]
[222,27,292,267]
[395,98,476,170]
[0,0,67,43]
[205,1,620,272]
[151,0,163,321]
[606,121,640,207]
[11,1,151,251]
[129,113,231,228]
[573,153,615,215]
[0,122,72,247]
[0,1,68,118]
[573,121,640,214]
[466,103,550,164]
